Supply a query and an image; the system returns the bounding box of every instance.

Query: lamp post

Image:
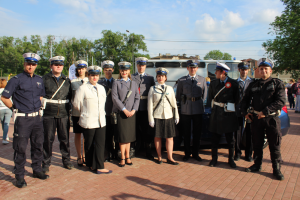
[126,30,134,73]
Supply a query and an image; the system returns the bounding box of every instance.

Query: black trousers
[251,116,282,165]
[181,114,202,157]
[211,132,235,159]
[83,127,106,169]
[235,117,253,157]
[43,117,70,167]
[13,115,44,179]
[105,116,115,156]
[135,110,153,152]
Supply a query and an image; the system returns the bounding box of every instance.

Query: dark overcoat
[98,78,114,116]
[208,77,240,134]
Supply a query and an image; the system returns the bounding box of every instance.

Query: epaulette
[14,73,25,79]
[178,76,187,81]
[35,74,42,79]
[272,78,283,83]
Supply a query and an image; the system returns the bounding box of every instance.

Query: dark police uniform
[98,60,116,161]
[241,75,285,180]
[131,57,155,159]
[208,62,239,168]
[42,63,73,171]
[176,60,207,161]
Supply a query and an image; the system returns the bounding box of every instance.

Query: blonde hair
[290,79,295,83]
[0,79,7,88]
[206,77,211,82]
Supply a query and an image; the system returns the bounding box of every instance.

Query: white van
[135,59,242,86]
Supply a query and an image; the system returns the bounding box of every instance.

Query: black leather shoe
[234,155,240,161]
[167,158,179,165]
[156,160,163,164]
[209,159,218,167]
[146,154,155,161]
[42,165,49,174]
[118,159,125,167]
[33,171,49,180]
[245,157,253,162]
[192,155,202,162]
[182,155,190,161]
[16,178,27,188]
[229,159,237,168]
[125,158,133,166]
[273,169,284,180]
[63,163,74,170]
[245,164,262,172]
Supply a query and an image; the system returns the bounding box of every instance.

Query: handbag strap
[122,81,132,104]
[50,80,66,100]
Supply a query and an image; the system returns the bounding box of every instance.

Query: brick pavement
[0,112,300,200]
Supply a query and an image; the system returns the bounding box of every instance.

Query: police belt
[15,111,39,117]
[213,102,225,107]
[46,99,69,104]
[140,96,148,100]
[186,97,201,101]
[251,109,280,117]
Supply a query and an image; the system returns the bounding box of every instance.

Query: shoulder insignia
[14,75,18,79]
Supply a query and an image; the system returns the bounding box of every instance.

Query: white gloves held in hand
[149,122,155,128]
[175,118,179,125]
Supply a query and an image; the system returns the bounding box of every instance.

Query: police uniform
[98,60,116,161]
[42,56,73,172]
[208,62,239,168]
[131,57,155,159]
[176,60,207,161]
[234,63,254,161]
[1,53,49,188]
[241,58,285,180]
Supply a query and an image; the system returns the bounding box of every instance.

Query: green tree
[204,50,232,60]
[262,0,300,79]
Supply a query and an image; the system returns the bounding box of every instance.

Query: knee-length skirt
[151,118,176,138]
[115,112,136,143]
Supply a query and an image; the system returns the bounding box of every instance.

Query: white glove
[149,122,155,128]
[175,118,179,125]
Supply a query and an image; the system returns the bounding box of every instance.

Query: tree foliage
[203,50,232,60]
[0,30,149,76]
[262,0,300,79]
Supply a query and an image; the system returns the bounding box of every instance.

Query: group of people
[0,53,286,188]
[285,78,300,112]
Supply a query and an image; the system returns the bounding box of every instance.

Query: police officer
[234,62,254,161]
[1,53,49,188]
[241,58,285,180]
[98,60,116,161]
[131,57,155,160]
[42,56,73,173]
[208,62,239,168]
[176,60,207,161]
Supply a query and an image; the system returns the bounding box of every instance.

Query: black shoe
[229,159,237,168]
[234,155,240,161]
[33,171,49,180]
[63,163,74,170]
[192,155,202,162]
[156,160,163,164]
[209,159,218,167]
[77,158,83,166]
[105,157,112,162]
[273,169,284,180]
[245,157,253,162]
[125,158,133,166]
[146,153,155,161]
[182,155,190,161]
[42,165,49,174]
[119,159,125,167]
[16,178,27,188]
[167,158,179,165]
[245,164,262,172]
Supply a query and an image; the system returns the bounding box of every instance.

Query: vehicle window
[155,62,181,68]
[226,63,239,79]
[182,62,205,68]
[147,62,154,68]
[207,64,216,80]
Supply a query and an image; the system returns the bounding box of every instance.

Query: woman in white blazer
[73,66,112,174]
[148,67,179,165]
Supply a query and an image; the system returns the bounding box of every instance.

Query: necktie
[192,77,195,83]
[221,81,225,87]
[93,86,97,91]
[140,75,143,80]
[107,79,110,86]
[81,80,83,84]
[161,85,164,90]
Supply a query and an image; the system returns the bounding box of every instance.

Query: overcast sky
[0,0,285,60]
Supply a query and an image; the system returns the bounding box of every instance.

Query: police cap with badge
[186,60,199,67]
[238,62,249,70]
[258,58,274,68]
[23,53,41,64]
[101,60,114,69]
[87,66,102,75]
[216,62,230,72]
[135,57,148,66]
[49,56,65,65]
[75,60,88,69]
[155,67,169,76]
[118,61,131,70]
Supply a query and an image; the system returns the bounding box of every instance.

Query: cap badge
[225,82,231,89]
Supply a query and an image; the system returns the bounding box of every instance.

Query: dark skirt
[152,118,176,138]
[72,116,84,134]
[115,112,136,143]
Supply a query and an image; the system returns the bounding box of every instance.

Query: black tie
[140,75,143,80]
[161,85,164,90]
[221,81,225,87]
[81,80,83,84]
[93,86,97,91]
[107,79,110,86]
[192,77,195,83]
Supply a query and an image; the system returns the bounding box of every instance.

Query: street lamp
[126,30,135,73]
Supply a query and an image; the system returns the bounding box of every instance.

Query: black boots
[209,148,218,167]
[16,178,27,188]
[273,163,284,180]
[245,164,262,172]
[228,148,236,168]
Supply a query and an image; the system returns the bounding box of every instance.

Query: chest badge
[225,82,231,88]
[197,82,201,85]
[37,82,41,86]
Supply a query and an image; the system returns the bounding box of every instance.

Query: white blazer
[148,84,179,123]
[73,82,106,129]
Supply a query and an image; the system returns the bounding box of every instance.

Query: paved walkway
[0,111,300,200]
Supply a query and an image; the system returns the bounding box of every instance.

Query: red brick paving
[0,111,300,200]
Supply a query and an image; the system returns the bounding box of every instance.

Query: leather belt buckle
[191,97,195,101]
[58,100,62,104]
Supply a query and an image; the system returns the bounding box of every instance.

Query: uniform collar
[220,76,228,84]
[237,76,251,82]
[23,71,36,77]
[138,72,146,76]
[188,74,197,79]
[105,77,113,82]
[121,78,131,82]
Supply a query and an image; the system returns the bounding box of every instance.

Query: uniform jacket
[98,78,114,116]
[112,79,140,113]
[176,74,207,115]
[148,84,179,123]
[208,77,240,134]
[235,77,254,117]
[241,77,285,117]
[71,77,88,117]
[42,72,72,118]
[131,72,155,111]
[72,82,106,129]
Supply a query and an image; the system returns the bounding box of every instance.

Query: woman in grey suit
[112,62,140,167]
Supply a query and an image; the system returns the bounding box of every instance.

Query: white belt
[140,96,148,100]
[214,102,225,107]
[16,112,39,117]
[46,99,69,104]
[253,109,279,116]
